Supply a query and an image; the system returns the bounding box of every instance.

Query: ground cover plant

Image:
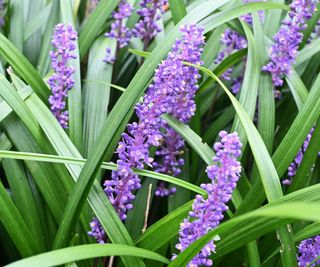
[2,0,320,266]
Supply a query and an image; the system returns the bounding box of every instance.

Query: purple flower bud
[48,23,78,128]
[173,131,242,266]
[263,0,317,87]
[298,235,320,267]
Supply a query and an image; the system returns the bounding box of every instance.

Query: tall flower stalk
[173,131,242,267]
[263,0,318,87]
[48,23,78,129]
[89,24,205,242]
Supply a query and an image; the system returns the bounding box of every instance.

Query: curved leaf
[5,244,170,267]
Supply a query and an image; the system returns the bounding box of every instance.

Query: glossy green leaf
[0,150,204,195]
[168,0,186,24]
[79,0,121,59]
[169,202,320,266]
[0,180,41,257]
[0,34,49,101]
[60,0,83,151]
[5,244,170,267]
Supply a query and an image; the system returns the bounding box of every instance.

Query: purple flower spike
[173,131,242,267]
[263,0,317,87]
[48,23,78,129]
[153,24,205,196]
[284,128,314,185]
[89,24,205,243]
[298,235,320,267]
[103,0,133,64]
[133,0,167,47]
[88,217,105,244]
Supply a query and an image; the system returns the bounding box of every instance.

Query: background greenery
[0,0,320,266]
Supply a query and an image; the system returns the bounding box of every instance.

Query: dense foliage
[1,0,320,266]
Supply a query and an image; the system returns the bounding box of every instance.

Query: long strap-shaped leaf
[0,180,41,257]
[0,150,204,195]
[173,63,296,265]
[231,22,259,151]
[59,0,83,152]
[0,33,49,101]
[5,244,170,267]
[236,73,320,215]
[51,0,232,252]
[135,181,320,253]
[78,0,121,59]
[169,202,320,266]
[3,73,142,266]
[168,0,186,24]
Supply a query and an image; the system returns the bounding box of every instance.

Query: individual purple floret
[283,128,314,185]
[48,23,77,129]
[262,0,317,87]
[298,236,320,267]
[103,0,133,64]
[89,24,205,242]
[172,131,242,267]
[133,0,167,48]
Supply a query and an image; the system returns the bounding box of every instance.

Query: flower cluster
[89,24,205,242]
[48,23,77,129]
[298,235,320,267]
[263,0,318,87]
[283,128,314,185]
[214,0,266,94]
[133,0,167,48]
[153,25,205,196]
[104,0,133,63]
[104,0,167,64]
[153,126,184,196]
[87,217,105,244]
[173,131,242,267]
